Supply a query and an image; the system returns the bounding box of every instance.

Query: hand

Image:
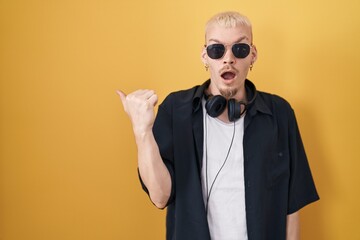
[117,89,158,135]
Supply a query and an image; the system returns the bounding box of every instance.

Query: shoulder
[256,91,294,118]
[159,84,201,110]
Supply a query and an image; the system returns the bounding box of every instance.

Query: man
[118,11,319,240]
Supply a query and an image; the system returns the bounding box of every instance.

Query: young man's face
[202,24,257,100]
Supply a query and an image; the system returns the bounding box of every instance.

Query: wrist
[134,127,153,142]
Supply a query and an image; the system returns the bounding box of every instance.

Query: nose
[223,48,235,65]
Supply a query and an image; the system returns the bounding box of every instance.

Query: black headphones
[205,80,257,122]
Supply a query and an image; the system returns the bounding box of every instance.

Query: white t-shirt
[201,99,248,240]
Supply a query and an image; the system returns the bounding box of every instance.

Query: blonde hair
[205,11,253,43]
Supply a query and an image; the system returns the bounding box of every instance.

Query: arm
[286,211,300,240]
[117,89,171,209]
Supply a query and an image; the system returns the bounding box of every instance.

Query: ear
[201,46,208,65]
[251,44,258,64]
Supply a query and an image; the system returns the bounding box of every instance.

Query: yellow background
[1,0,359,239]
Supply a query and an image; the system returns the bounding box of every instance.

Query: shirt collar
[192,79,272,116]
[192,79,210,112]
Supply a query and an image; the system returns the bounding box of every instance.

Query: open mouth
[221,71,236,80]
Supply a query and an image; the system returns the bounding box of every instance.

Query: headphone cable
[205,115,236,214]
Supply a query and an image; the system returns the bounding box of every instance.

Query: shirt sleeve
[287,109,320,214]
[138,100,176,208]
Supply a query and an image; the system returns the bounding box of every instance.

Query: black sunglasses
[206,43,251,59]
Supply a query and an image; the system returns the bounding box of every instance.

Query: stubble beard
[220,87,238,99]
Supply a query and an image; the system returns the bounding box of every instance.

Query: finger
[116,90,126,103]
[141,90,156,101]
[134,89,155,100]
[116,90,129,113]
[131,89,148,96]
[147,93,158,107]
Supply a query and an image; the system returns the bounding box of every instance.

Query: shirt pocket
[267,150,290,188]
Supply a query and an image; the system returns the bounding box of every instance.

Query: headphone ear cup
[228,99,241,122]
[205,95,227,118]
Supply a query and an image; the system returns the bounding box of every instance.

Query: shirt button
[247,181,251,187]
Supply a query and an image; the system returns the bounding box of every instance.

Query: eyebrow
[208,36,249,43]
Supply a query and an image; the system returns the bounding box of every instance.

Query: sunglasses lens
[206,44,225,59]
[232,43,251,58]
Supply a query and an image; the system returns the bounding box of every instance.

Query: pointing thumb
[116,90,126,103]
